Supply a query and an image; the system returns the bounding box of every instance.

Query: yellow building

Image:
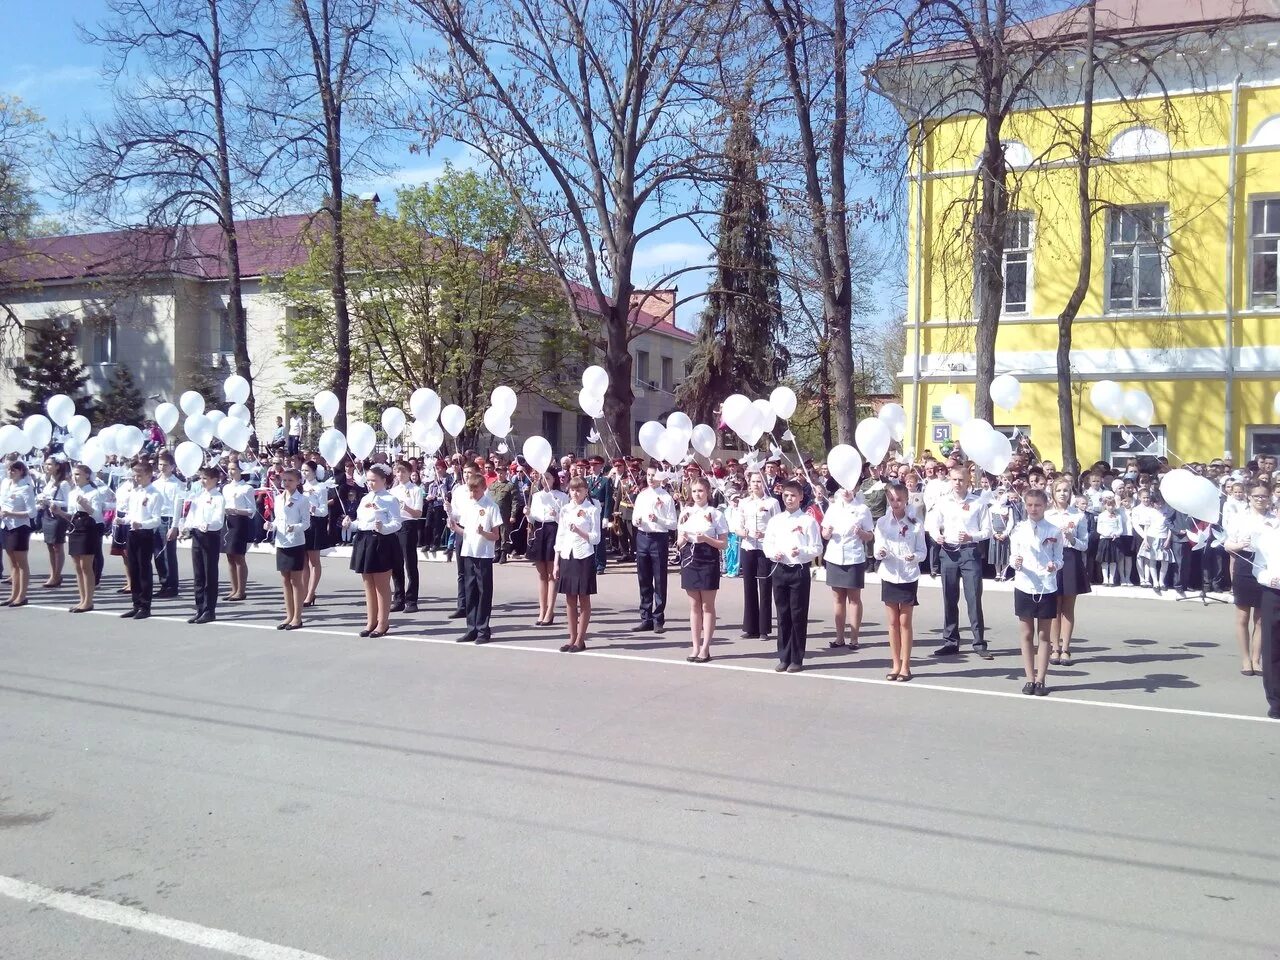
[881,1,1280,466]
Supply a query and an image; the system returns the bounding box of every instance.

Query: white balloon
[522,436,554,474]
[0,424,25,456]
[62,438,83,461]
[411,419,445,455]
[752,399,776,435]
[638,420,665,461]
[720,394,754,433]
[318,427,347,465]
[877,402,906,442]
[1090,380,1124,419]
[115,424,145,458]
[440,404,466,438]
[854,418,891,467]
[582,365,609,394]
[410,387,441,422]
[983,431,1014,474]
[348,421,377,459]
[490,385,518,416]
[184,414,214,449]
[1274,390,1280,416]
[228,403,251,424]
[154,402,180,434]
[657,426,688,465]
[67,415,92,444]
[1122,389,1154,429]
[989,374,1022,411]
[690,423,717,458]
[80,436,106,472]
[97,424,119,456]
[174,441,204,477]
[733,406,763,446]
[313,390,340,424]
[769,386,798,420]
[578,387,604,419]
[46,394,75,427]
[206,410,227,430]
[482,406,511,438]
[179,390,206,417]
[940,392,972,426]
[381,406,407,441]
[222,420,251,453]
[223,374,250,405]
[1160,468,1220,524]
[23,414,52,450]
[827,444,864,490]
[957,418,995,462]
[666,411,693,437]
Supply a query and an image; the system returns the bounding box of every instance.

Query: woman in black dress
[350,463,403,638]
[57,463,104,613]
[1,460,37,607]
[552,477,600,652]
[1225,482,1273,675]
[37,456,72,589]
[301,460,331,607]
[526,471,568,626]
[272,469,311,631]
[676,477,729,663]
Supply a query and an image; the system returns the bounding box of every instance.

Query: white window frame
[1001,212,1033,315]
[87,316,117,365]
[1105,205,1170,313]
[1248,195,1280,308]
[1246,425,1280,459]
[1102,423,1167,468]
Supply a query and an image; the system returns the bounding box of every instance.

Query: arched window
[1109,126,1170,159]
[1002,140,1033,167]
[1248,114,1280,146]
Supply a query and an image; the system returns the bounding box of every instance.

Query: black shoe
[154,590,179,599]
[474,635,490,645]
[933,642,961,657]
[973,645,994,661]
[284,622,303,631]
[1034,681,1049,697]
[447,608,466,619]
[786,663,802,673]
[739,632,760,640]
[404,602,418,613]
[456,630,478,643]
[194,614,216,624]
[134,610,150,621]
[1022,681,1035,695]
[1268,708,1280,720]
[630,621,655,633]
[775,662,788,672]
[120,609,138,619]
[389,601,406,613]
[654,621,665,633]
[187,616,200,624]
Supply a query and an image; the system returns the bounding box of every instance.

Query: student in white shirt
[55,463,105,613]
[820,486,874,651]
[221,459,256,602]
[1046,476,1090,666]
[181,466,226,624]
[676,477,729,663]
[527,471,569,627]
[631,467,678,632]
[1094,492,1128,587]
[36,456,72,589]
[390,460,423,613]
[552,476,601,653]
[762,479,823,673]
[1,459,38,607]
[350,463,403,638]
[120,457,164,620]
[925,463,992,659]
[272,469,311,630]
[1225,482,1273,675]
[301,460,332,608]
[1130,488,1173,590]
[1253,522,1280,719]
[735,471,780,640]
[153,452,186,597]
[449,473,502,644]
[873,482,926,681]
[1010,488,1063,697]
[287,412,303,455]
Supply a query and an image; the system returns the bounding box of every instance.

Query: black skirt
[527,521,558,563]
[41,514,68,545]
[67,514,99,556]
[1057,548,1092,597]
[825,560,866,591]
[304,521,331,551]
[881,579,918,606]
[3,525,31,553]
[222,514,250,556]
[1015,587,1058,620]
[1233,552,1261,608]
[1096,537,1120,563]
[557,555,597,595]
[350,530,397,574]
[276,544,307,572]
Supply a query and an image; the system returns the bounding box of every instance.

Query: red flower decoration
[680,512,689,524]
[704,511,713,524]
[576,509,585,518]
[792,525,803,534]
[900,524,908,537]
[1041,536,1057,546]
[962,502,970,512]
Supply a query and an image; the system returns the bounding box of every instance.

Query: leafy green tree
[277,167,582,442]
[678,104,786,425]
[97,363,146,428]
[6,322,94,421]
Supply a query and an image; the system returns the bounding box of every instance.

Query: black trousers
[635,531,669,625]
[153,517,179,593]
[925,533,942,577]
[462,556,494,639]
[393,520,421,603]
[455,549,466,611]
[772,563,811,667]
[740,549,773,636]
[190,530,220,618]
[1260,587,1280,715]
[941,542,985,647]
[93,522,104,584]
[126,528,156,612]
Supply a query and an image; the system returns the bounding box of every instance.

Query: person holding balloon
[820,485,875,650]
[390,460,423,614]
[221,460,255,602]
[553,476,602,652]
[301,461,331,607]
[1010,488,1063,696]
[181,466,226,624]
[57,462,106,613]
[1,460,38,607]
[631,466,679,633]
[676,477,729,663]
[736,471,780,641]
[527,470,568,626]
[272,469,311,631]
[926,464,993,660]
[874,482,925,681]
[351,463,403,638]
[1046,476,1090,665]
[36,456,72,589]
[449,473,502,644]
[119,457,164,621]
[762,479,823,673]
[1225,482,1273,676]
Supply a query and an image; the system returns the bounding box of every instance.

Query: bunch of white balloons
[482,385,517,439]
[638,412,698,465]
[578,365,609,420]
[1090,380,1154,428]
[1160,468,1221,524]
[720,386,797,448]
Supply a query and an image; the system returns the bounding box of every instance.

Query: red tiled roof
[0,214,695,341]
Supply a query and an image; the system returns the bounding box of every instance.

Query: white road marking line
[0,873,339,960]
[18,603,1275,725]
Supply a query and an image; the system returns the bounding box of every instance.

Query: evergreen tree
[6,322,94,421]
[96,364,145,428]
[677,103,786,426]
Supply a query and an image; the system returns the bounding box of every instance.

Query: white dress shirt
[0,477,37,529]
[223,480,256,515]
[182,489,226,533]
[1045,505,1089,552]
[272,489,312,549]
[452,492,501,559]
[736,495,781,551]
[1009,518,1063,596]
[153,474,186,519]
[926,492,991,546]
[762,509,822,567]
[822,497,874,565]
[553,500,602,560]
[68,483,106,524]
[632,486,678,534]
[304,480,331,519]
[1095,507,1128,539]
[528,489,569,523]
[392,481,423,519]
[1252,524,1280,588]
[677,505,729,543]
[354,491,403,535]
[1226,509,1275,556]
[112,479,134,525]
[37,478,71,512]
[873,512,925,584]
[124,483,164,530]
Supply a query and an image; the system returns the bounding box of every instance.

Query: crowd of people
[1,432,1278,719]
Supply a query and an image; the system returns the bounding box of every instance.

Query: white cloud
[631,240,712,272]
[7,64,100,96]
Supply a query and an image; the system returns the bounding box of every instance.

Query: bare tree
[0,96,50,352]
[404,0,727,447]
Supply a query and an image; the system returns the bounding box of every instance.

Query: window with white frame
[1106,205,1168,311]
[1002,212,1033,314]
[1249,197,1280,307]
[86,316,117,365]
[1102,424,1166,468]
[1247,426,1280,459]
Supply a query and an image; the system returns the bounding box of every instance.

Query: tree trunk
[826,0,856,444]
[603,299,635,457]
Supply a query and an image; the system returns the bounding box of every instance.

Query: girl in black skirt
[873,483,925,681]
[350,463,403,638]
[552,477,600,652]
[1225,482,1273,675]
[820,487,874,650]
[301,461,332,608]
[37,456,72,589]
[1046,476,1090,665]
[222,460,255,602]
[1010,489,1062,696]
[527,471,568,626]
[1,460,37,607]
[676,477,729,663]
[272,469,311,630]
[56,463,104,613]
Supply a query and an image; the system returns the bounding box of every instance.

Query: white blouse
[38,478,72,511]
[304,480,331,519]
[223,480,256,515]
[392,481,423,518]
[1095,508,1129,538]
[452,492,501,559]
[873,512,925,584]
[1009,518,1063,596]
[736,495,781,551]
[272,490,312,549]
[183,489,226,533]
[0,478,37,530]
[822,497,874,565]
[1045,505,1089,552]
[553,500,602,560]
[354,491,403,535]
[67,483,106,524]
[528,489,569,523]
[677,505,729,545]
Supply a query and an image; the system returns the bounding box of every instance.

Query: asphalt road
[0,549,1276,960]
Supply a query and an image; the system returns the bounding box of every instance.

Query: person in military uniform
[586,456,613,574]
